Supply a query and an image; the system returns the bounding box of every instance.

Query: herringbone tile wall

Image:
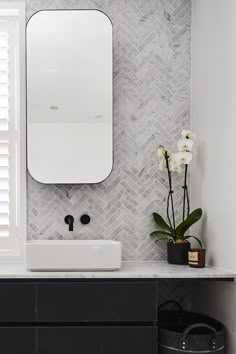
[26,0,192,261]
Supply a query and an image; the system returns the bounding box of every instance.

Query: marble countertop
[0,262,234,279]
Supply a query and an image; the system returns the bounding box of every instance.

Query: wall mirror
[27,10,113,184]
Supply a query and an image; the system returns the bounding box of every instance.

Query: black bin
[158,301,225,354]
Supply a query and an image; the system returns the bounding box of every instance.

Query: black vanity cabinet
[0,327,36,354]
[0,283,35,322]
[38,326,157,354]
[0,282,36,354]
[0,280,158,354]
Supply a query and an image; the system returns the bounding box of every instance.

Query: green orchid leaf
[152,236,175,243]
[150,231,173,238]
[176,208,202,237]
[184,235,203,248]
[153,212,172,232]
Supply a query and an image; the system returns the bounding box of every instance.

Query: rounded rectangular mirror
[27,10,113,184]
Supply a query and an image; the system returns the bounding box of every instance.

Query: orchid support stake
[165,151,176,237]
[183,165,190,222]
[182,165,187,221]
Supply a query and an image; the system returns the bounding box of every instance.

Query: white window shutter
[0,3,26,257]
[0,21,10,238]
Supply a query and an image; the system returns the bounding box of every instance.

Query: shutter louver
[0,4,25,255]
[0,22,9,238]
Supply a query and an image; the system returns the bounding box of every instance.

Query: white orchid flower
[181,129,196,141]
[175,152,192,165]
[157,146,173,171]
[157,146,166,160]
[169,154,182,173]
[157,146,166,171]
[177,138,193,152]
[159,158,165,171]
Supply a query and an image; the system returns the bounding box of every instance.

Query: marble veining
[0,262,234,279]
[26,0,192,261]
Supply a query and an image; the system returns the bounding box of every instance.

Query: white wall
[192,282,236,354]
[191,1,236,353]
[191,0,236,272]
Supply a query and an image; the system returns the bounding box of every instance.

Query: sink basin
[25,240,122,271]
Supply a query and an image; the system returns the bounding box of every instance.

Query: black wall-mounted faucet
[64,215,74,231]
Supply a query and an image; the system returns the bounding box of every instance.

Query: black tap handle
[64,215,74,231]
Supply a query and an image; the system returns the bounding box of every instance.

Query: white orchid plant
[151,130,203,247]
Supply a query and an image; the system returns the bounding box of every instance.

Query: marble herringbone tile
[27,0,192,261]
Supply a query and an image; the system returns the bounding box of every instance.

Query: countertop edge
[0,262,234,279]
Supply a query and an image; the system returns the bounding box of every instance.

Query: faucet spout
[64,215,74,231]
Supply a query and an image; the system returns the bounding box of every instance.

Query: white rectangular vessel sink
[25,240,122,271]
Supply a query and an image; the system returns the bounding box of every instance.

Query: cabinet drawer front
[0,327,35,354]
[37,282,157,322]
[0,283,35,322]
[38,326,157,354]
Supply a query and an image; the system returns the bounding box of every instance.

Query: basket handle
[158,300,183,312]
[180,323,218,351]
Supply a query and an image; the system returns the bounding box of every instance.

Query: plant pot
[167,242,190,265]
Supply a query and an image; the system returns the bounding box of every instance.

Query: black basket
[158,301,225,354]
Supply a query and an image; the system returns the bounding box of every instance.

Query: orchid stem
[182,165,188,222]
[186,184,190,217]
[165,152,176,237]
[167,193,173,231]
